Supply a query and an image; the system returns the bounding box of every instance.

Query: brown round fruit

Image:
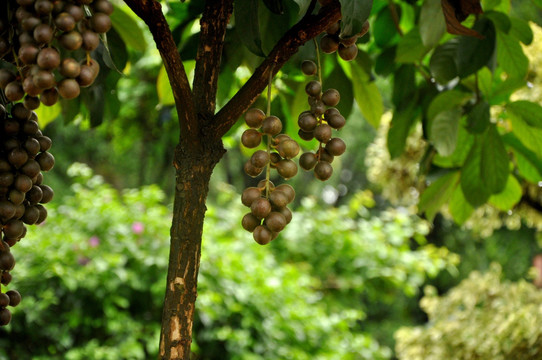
[0,251,15,271]
[274,184,295,203]
[320,34,340,53]
[301,60,317,76]
[54,12,76,32]
[269,190,289,208]
[37,136,52,151]
[325,137,346,156]
[18,44,40,64]
[305,80,322,97]
[33,70,55,90]
[298,129,314,141]
[241,129,262,148]
[314,161,333,181]
[264,212,287,232]
[37,48,61,70]
[314,124,333,143]
[253,225,273,245]
[338,44,358,61]
[0,308,11,326]
[243,161,263,178]
[24,95,41,110]
[82,30,101,51]
[6,290,21,307]
[321,89,340,107]
[241,213,260,232]
[277,139,300,159]
[0,293,9,307]
[326,113,346,129]
[36,152,55,171]
[250,150,269,168]
[298,113,318,132]
[276,159,298,180]
[60,58,81,78]
[39,185,54,203]
[5,81,24,102]
[244,108,265,128]
[33,24,54,44]
[59,31,83,50]
[90,12,112,33]
[261,116,283,136]
[250,198,272,219]
[58,79,81,99]
[299,152,317,170]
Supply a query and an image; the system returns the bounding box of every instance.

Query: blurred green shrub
[395,264,542,360]
[0,164,456,359]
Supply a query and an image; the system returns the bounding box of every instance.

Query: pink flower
[89,236,100,247]
[132,222,144,234]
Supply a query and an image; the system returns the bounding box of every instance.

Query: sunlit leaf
[419,0,446,47]
[489,174,522,211]
[351,64,383,128]
[430,107,462,156]
[418,171,460,222]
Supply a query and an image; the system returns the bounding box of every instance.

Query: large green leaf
[387,103,418,158]
[484,11,511,33]
[429,40,458,85]
[507,101,542,128]
[234,0,265,57]
[395,28,429,63]
[481,125,509,194]
[509,113,542,154]
[509,17,533,45]
[477,67,493,99]
[456,18,496,78]
[263,0,284,14]
[373,7,399,47]
[449,186,474,225]
[502,133,542,182]
[426,90,471,121]
[489,174,522,211]
[497,30,528,79]
[392,65,416,108]
[433,119,474,168]
[418,171,460,222]
[466,101,490,134]
[419,0,445,47]
[461,138,491,207]
[110,4,148,52]
[351,64,383,128]
[339,0,373,37]
[430,107,462,156]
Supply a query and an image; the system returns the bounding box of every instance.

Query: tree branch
[209,2,342,139]
[123,0,199,148]
[193,0,234,121]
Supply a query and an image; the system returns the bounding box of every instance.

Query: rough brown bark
[122,1,342,359]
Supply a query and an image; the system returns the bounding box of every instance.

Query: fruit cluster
[241,181,295,245]
[319,19,370,61]
[0,0,113,108]
[0,102,55,326]
[297,60,347,181]
[240,107,302,244]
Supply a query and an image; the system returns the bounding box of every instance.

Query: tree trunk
[158,140,225,360]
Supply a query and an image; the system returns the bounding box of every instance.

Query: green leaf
[433,119,474,168]
[419,0,446,47]
[387,103,418,158]
[507,101,542,128]
[481,125,509,194]
[34,102,61,129]
[395,28,429,63]
[490,77,526,105]
[430,107,462,156]
[263,0,284,14]
[418,171,460,222]
[489,175,522,211]
[339,0,373,37]
[509,113,542,154]
[373,7,399,47]
[234,0,265,57]
[351,64,383,128]
[449,186,474,225]
[429,40,458,85]
[484,11,511,33]
[456,18,496,78]
[466,101,490,134]
[502,133,542,181]
[427,90,471,121]
[509,17,533,45]
[482,0,502,10]
[292,0,311,15]
[513,150,542,183]
[535,0,542,9]
[392,65,416,108]
[109,4,148,52]
[461,138,491,207]
[497,30,528,79]
[477,67,493,99]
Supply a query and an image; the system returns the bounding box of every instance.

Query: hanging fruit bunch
[0,0,114,326]
[239,12,370,245]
